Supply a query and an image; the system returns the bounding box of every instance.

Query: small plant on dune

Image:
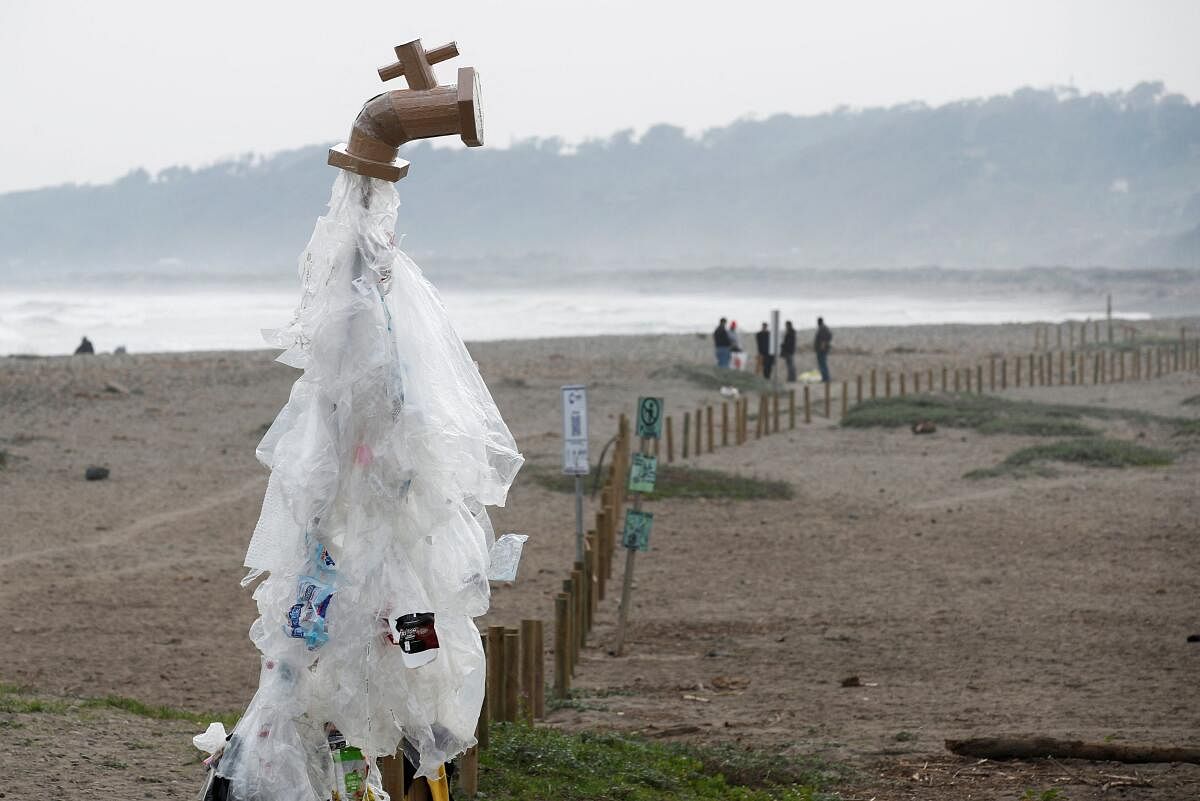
[524,463,792,501]
[651,363,770,392]
[1174,419,1200,437]
[476,722,845,801]
[1021,788,1065,801]
[0,683,239,727]
[842,395,1100,437]
[842,393,1190,437]
[966,437,1173,479]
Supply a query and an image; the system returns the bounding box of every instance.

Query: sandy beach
[2,318,1199,799]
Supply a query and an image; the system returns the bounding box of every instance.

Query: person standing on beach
[814,317,833,382]
[713,318,732,368]
[729,321,744,369]
[756,322,774,379]
[781,321,797,382]
[74,336,95,355]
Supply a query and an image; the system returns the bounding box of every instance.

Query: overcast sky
[1,0,1197,194]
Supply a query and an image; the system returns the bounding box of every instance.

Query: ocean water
[0,284,1142,357]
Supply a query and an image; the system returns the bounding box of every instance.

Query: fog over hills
[3,82,1199,285]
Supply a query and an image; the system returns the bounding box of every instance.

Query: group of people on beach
[712,317,832,383]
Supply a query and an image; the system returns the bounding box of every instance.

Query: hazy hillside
[3,82,1199,283]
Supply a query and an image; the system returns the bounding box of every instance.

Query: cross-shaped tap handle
[377,40,460,89]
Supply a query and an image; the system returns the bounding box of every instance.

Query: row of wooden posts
[552,414,633,695]
[1031,318,1192,351]
[448,337,1197,797]
[450,416,636,798]
[659,341,1200,462]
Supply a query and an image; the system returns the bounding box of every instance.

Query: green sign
[628,453,657,494]
[636,397,664,440]
[622,509,653,551]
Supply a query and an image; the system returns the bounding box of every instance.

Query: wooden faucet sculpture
[328,38,483,182]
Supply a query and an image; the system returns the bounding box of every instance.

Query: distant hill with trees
[3,82,1198,283]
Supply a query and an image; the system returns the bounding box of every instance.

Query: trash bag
[198,172,523,797]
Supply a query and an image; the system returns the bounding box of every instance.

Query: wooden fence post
[681,412,690,458]
[694,407,702,453]
[665,416,674,463]
[561,579,575,674]
[914,371,921,393]
[803,385,811,423]
[532,620,545,719]
[954,368,960,392]
[941,365,948,392]
[856,374,863,403]
[898,372,906,396]
[721,402,729,446]
[788,389,796,429]
[706,405,714,453]
[487,625,506,721]
[504,628,520,722]
[477,635,490,749]
[885,371,892,398]
[519,620,537,722]
[824,381,832,417]
[570,569,585,652]
[460,743,479,798]
[841,380,848,418]
[989,358,996,391]
[1015,358,1021,388]
[554,594,569,696]
[581,549,594,633]
[772,392,781,433]
[870,369,877,398]
[976,364,983,394]
[733,399,741,445]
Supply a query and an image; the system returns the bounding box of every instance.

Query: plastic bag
[487,533,528,582]
[200,171,523,797]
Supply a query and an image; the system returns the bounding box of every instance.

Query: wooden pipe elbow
[330,67,482,182]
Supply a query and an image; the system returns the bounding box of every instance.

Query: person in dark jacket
[755,322,773,379]
[712,318,732,368]
[781,321,797,382]
[74,336,95,355]
[814,317,832,382]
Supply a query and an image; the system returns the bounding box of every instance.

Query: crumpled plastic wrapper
[486,533,528,582]
[202,171,523,800]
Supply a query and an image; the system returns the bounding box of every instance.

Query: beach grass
[841,395,1102,436]
[475,721,846,801]
[839,393,1193,436]
[525,464,792,501]
[965,438,1173,479]
[651,363,770,393]
[0,682,238,727]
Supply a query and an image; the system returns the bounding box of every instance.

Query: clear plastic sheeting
[201,171,523,799]
[486,532,528,582]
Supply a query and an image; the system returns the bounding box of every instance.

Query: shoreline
[3,313,1195,361]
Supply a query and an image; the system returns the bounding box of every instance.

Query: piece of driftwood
[946,736,1200,765]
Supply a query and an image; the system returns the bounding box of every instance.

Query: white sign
[561,384,589,475]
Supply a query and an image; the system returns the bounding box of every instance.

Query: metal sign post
[771,308,781,392]
[614,397,663,656]
[561,385,589,562]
